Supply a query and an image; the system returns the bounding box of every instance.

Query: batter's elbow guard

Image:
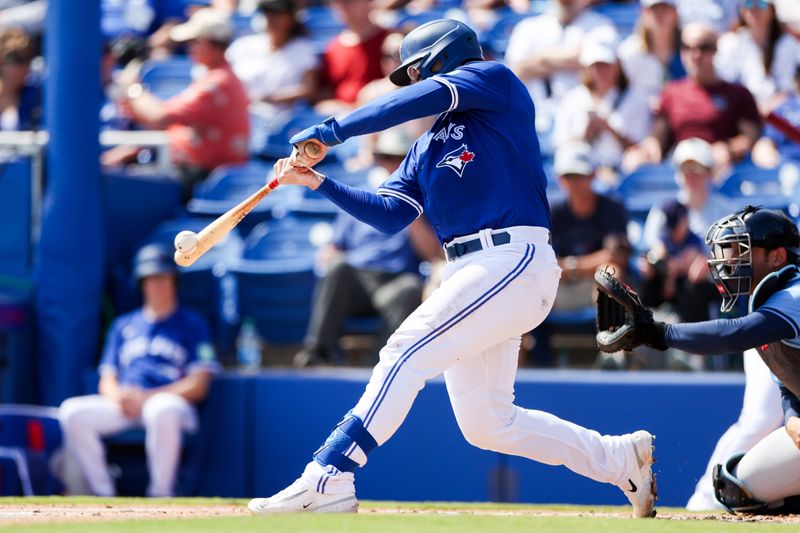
[712,453,775,514]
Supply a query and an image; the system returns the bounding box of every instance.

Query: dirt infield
[1,503,799,525]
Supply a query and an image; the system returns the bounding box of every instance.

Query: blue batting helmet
[389,19,483,87]
[133,243,177,281]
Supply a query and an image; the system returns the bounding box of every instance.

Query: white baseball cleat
[248,478,358,514]
[619,430,657,518]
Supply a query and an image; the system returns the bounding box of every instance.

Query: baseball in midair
[174,230,198,254]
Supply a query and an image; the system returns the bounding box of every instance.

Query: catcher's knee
[713,453,774,514]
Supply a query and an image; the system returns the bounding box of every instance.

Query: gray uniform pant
[736,426,800,504]
[304,257,423,360]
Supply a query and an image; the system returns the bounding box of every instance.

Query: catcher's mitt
[595,268,667,352]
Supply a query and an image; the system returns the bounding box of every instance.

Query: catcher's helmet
[133,243,177,281]
[389,19,483,87]
[706,206,800,312]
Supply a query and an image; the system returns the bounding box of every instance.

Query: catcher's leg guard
[713,453,775,514]
[314,414,378,473]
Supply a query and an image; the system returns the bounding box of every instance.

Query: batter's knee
[451,388,516,452]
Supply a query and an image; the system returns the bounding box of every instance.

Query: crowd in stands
[8,0,800,372]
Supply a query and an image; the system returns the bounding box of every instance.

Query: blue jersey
[376,62,550,243]
[99,307,219,389]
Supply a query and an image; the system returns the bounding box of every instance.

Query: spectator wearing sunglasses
[715,0,800,107]
[623,23,761,176]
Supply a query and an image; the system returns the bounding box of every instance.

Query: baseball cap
[374,128,414,157]
[258,0,295,13]
[640,0,676,7]
[133,244,177,281]
[579,43,617,67]
[672,137,714,169]
[554,142,595,176]
[170,8,233,43]
[776,0,800,25]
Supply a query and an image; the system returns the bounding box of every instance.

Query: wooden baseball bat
[174,178,281,267]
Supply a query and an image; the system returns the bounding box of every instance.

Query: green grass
[1,498,796,532]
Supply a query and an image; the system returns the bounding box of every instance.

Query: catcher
[596,205,800,514]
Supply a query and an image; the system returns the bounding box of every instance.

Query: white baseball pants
[59,392,198,497]
[686,349,783,510]
[307,227,641,493]
[736,425,800,504]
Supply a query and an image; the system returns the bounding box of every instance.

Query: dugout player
[248,19,657,518]
[599,205,800,514]
[58,244,219,497]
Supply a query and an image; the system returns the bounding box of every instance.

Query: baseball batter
[596,206,800,513]
[248,19,656,518]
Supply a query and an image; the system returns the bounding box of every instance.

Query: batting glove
[289,117,344,147]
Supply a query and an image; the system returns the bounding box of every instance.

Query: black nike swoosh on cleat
[627,479,638,493]
[302,502,312,509]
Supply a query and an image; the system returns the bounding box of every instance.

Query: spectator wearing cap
[58,244,218,497]
[0,27,39,131]
[315,0,388,112]
[638,199,711,324]
[553,41,651,183]
[715,0,800,107]
[549,142,630,312]
[505,0,618,129]
[623,23,762,175]
[617,0,685,101]
[753,64,800,167]
[226,0,318,118]
[294,128,442,367]
[641,137,738,247]
[106,8,250,199]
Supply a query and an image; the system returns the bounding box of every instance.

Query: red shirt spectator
[163,64,250,171]
[321,27,388,104]
[657,78,760,147]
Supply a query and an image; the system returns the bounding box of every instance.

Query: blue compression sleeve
[334,80,452,141]
[780,385,800,424]
[664,311,795,355]
[316,177,419,234]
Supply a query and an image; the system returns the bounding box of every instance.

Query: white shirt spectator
[505,9,617,124]
[642,191,739,250]
[677,0,740,33]
[554,84,651,170]
[226,32,318,115]
[618,34,672,99]
[715,28,800,104]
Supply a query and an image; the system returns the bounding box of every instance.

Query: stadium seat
[594,3,641,37]
[717,165,782,198]
[480,11,533,58]
[231,262,317,344]
[241,216,332,264]
[187,161,299,234]
[615,164,678,220]
[140,57,194,99]
[299,6,344,53]
[250,108,328,160]
[0,405,63,496]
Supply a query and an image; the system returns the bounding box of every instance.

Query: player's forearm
[153,371,212,404]
[317,177,420,234]
[780,386,800,424]
[331,80,452,142]
[664,311,794,355]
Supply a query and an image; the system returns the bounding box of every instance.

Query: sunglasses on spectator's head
[741,0,770,9]
[680,42,716,53]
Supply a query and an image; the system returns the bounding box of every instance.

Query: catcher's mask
[706,206,800,313]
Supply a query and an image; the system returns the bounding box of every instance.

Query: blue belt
[444,232,511,262]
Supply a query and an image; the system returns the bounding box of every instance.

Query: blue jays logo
[436,144,475,177]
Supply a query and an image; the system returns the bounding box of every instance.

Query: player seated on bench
[58,244,219,497]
